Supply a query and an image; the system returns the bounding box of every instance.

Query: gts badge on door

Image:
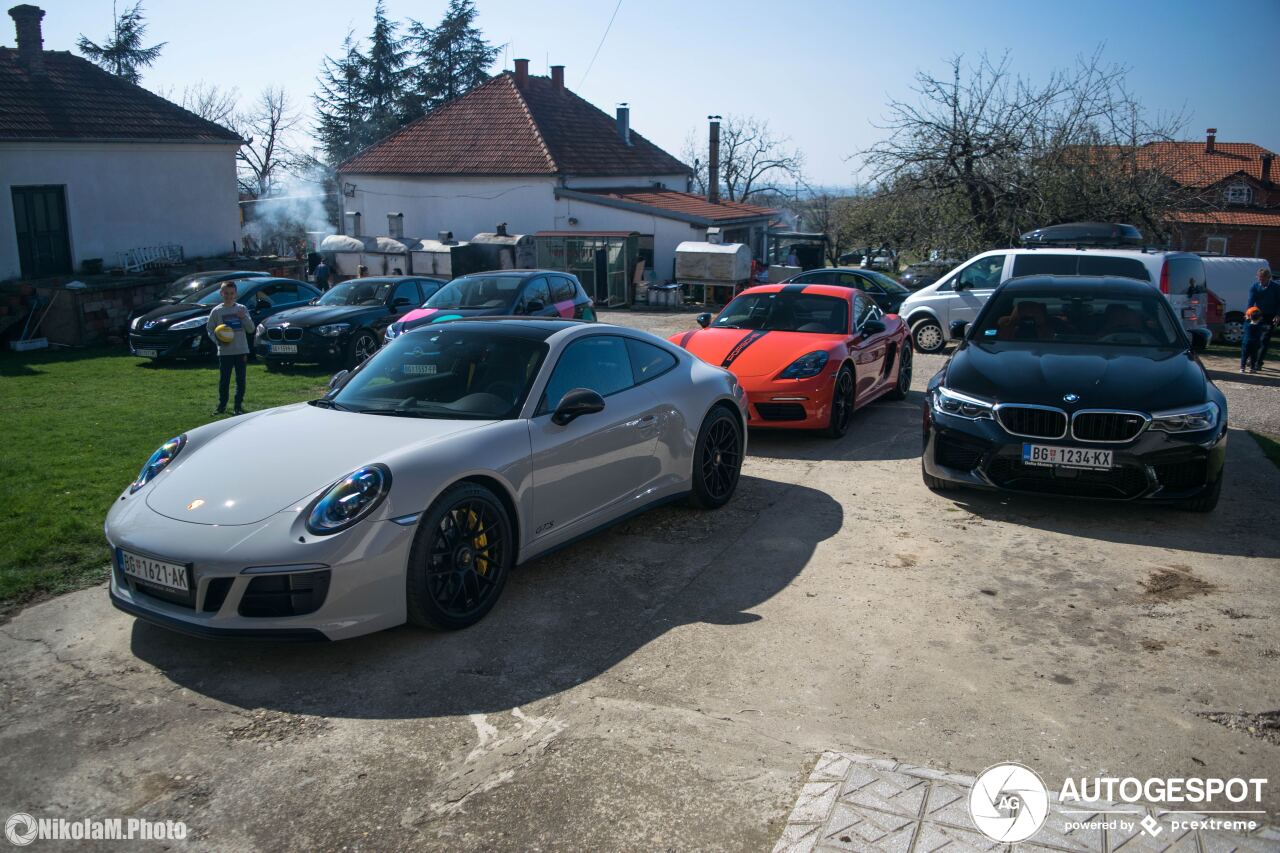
[535,521,555,535]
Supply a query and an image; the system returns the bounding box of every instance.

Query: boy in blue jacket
[1241,307,1265,373]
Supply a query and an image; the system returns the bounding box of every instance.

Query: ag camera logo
[5,813,38,846]
[969,763,1051,842]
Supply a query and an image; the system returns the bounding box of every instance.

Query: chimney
[346,211,362,237]
[1205,128,1217,154]
[513,58,529,89]
[1262,153,1274,185]
[616,103,631,146]
[495,222,508,237]
[707,115,721,205]
[550,65,564,92]
[386,212,404,239]
[8,4,45,74]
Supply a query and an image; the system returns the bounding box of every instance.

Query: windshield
[194,283,244,305]
[714,292,848,334]
[426,275,521,310]
[163,273,211,300]
[972,290,1183,347]
[330,328,548,419]
[318,281,393,306]
[865,271,910,294]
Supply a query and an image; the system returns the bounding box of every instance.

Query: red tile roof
[565,188,777,223]
[0,49,242,143]
[340,72,690,178]
[1136,141,1277,188]
[1166,210,1280,228]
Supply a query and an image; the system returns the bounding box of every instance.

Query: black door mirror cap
[524,300,546,314]
[696,312,713,328]
[950,320,969,339]
[551,387,606,426]
[862,319,886,335]
[328,369,350,390]
[1189,328,1211,352]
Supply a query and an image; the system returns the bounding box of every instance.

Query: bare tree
[859,50,1203,251]
[173,82,239,126]
[683,115,805,203]
[235,87,304,199]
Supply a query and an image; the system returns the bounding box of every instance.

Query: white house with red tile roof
[337,60,775,282]
[0,5,242,281]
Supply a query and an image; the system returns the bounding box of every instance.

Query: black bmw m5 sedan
[922,276,1227,511]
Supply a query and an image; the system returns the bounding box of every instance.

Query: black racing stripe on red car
[721,330,769,367]
[781,283,807,295]
[678,329,698,349]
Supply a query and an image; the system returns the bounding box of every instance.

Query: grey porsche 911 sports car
[105,318,748,641]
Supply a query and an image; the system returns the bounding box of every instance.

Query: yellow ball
[214,324,235,344]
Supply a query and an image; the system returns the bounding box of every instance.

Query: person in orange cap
[1241,306,1265,374]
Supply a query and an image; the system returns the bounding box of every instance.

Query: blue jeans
[218,354,247,409]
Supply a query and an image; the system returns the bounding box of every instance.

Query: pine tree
[404,0,500,119]
[76,1,166,84]
[362,1,408,141]
[314,32,367,165]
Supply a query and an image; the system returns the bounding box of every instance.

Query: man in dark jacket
[1247,268,1279,369]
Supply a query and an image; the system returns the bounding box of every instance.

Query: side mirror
[1189,328,1211,353]
[954,279,972,292]
[523,299,545,315]
[861,318,886,335]
[950,320,969,339]
[551,387,605,426]
[327,369,349,391]
[696,312,712,328]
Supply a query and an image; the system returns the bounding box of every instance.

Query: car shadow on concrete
[128,474,842,719]
[942,427,1275,557]
[747,390,924,463]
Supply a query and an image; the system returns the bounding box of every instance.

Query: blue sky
[19,0,1280,186]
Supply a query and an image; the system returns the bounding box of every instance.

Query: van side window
[949,255,1005,291]
[1012,254,1077,277]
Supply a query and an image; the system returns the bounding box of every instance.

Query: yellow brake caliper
[470,509,489,576]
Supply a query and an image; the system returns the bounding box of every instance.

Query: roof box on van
[1020,222,1144,248]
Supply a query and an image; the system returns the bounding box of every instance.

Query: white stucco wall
[339,173,703,280]
[0,141,240,280]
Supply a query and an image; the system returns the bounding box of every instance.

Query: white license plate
[270,344,298,354]
[119,549,190,593]
[136,349,159,358]
[1022,444,1113,470]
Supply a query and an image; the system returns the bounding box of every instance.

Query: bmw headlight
[1150,402,1219,433]
[932,386,994,420]
[305,464,392,535]
[778,351,830,379]
[384,322,403,341]
[130,435,186,493]
[169,316,206,331]
[316,323,351,337]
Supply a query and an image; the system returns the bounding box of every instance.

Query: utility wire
[578,0,623,89]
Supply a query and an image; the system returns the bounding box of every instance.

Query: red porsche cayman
[669,283,913,437]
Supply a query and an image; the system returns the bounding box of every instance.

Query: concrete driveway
[1,310,1277,851]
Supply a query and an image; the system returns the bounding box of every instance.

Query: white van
[1201,256,1271,344]
[898,226,1208,353]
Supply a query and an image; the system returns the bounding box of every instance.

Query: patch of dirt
[895,553,918,568]
[226,709,331,745]
[1141,639,1166,652]
[1141,567,1216,603]
[1197,710,1280,745]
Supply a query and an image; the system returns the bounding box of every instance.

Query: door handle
[626,415,657,428]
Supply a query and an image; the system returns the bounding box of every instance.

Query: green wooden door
[12,185,72,278]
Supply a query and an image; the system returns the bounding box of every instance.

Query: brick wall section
[1173,225,1280,269]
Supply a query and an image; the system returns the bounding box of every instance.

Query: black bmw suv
[922,276,1227,511]
[256,276,445,369]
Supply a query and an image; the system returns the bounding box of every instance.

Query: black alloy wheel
[689,407,743,509]
[825,366,855,438]
[406,482,514,630]
[886,342,913,401]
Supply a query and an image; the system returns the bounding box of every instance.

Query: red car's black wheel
[406,482,513,630]
[886,342,913,401]
[824,365,855,438]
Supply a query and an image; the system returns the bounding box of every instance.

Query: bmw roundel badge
[1063,393,1080,403]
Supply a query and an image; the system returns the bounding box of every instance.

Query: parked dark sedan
[922,276,1226,511]
[126,270,271,331]
[898,261,950,290]
[257,276,446,369]
[781,267,911,314]
[128,277,320,360]
[383,270,595,343]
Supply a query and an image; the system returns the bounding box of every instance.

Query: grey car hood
[145,403,493,525]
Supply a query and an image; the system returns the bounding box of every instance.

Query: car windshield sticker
[984,328,997,336]
[721,330,769,367]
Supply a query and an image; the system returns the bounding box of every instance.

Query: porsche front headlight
[778,351,830,379]
[1150,402,1219,433]
[130,435,186,493]
[305,464,392,535]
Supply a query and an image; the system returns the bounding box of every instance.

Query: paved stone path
[774,753,1279,853]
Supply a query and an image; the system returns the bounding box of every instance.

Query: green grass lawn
[0,348,330,612]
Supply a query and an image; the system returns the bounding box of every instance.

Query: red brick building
[1144,130,1279,267]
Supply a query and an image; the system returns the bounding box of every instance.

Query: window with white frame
[1205,236,1228,255]
[1224,182,1253,205]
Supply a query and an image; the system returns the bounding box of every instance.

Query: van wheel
[1221,315,1244,346]
[911,318,946,354]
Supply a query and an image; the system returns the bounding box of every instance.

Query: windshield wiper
[309,398,355,411]
[358,408,436,418]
